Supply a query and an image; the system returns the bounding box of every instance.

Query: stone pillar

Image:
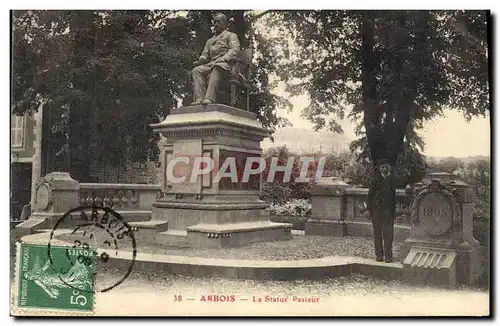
[16,172,80,235]
[305,177,349,236]
[150,104,292,248]
[402,172,481,286]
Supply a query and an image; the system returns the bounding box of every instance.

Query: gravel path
[141,236,405,261]
[56,231,404,261]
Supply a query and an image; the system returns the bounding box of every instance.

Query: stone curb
[110,252,404,282]
[20,231,405,282]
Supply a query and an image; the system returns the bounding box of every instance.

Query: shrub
[261,146,348,204]
[269,199,311,230]
[460,160,490,288]
[261,183,292,205]
[269,199,312,216]
[462,166,490,248]
[474,219,490,248]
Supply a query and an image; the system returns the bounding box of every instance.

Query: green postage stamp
[15,242,95,312]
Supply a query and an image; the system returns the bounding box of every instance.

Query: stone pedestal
[150,104,292,248]
[402,172,481,286]
[305,178,349,237]
[15,172,80,235]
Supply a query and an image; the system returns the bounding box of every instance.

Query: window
[11,115,25,148]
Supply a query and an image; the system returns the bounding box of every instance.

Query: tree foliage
[269,10,489,133]
[428,156,465,174]
[12,10,288,181]
[266,10,489,218]
[349,128,428,187]
[268,10,488,157]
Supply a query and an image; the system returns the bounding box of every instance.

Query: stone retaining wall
[306,183,411,239]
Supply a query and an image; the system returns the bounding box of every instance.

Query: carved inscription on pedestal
[417,192,453,236]
[171,139,203,194]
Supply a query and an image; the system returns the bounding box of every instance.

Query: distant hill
[261,128,490,161]
[425,155,490,164]
[262,127,353,154]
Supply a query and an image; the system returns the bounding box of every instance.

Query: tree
[350,128,428,188]
[466,158,490,177]
[428,156,465,174]
[12,10,192,181]
[267,10,489,219]
[12,10,289,181]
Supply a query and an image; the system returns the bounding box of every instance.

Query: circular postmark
[418,192,453,236]
[47,205,137,293]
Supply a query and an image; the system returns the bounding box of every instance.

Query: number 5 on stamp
[15,242,94,312]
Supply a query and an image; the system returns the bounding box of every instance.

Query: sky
[274,87,491,158]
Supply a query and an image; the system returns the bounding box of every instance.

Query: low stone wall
[306,184,411,239]
[344,187,411,224]
[79,183,160,210]
[16,173,163,236]
[79,183,161,221]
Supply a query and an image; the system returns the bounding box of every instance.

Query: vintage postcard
[9,8,491,317]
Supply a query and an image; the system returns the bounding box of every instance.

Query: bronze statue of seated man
[191,13,240,105]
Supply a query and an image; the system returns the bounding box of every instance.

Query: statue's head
[213,13,228,34]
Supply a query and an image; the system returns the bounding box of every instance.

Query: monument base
[152,198,270,229]
[147,103,293,248]
[456,243,482,285]
[402,246,457,287]
[148,197,293,248]
[403,239,482,286]
[305,219,410,240]
[187,221,292,248]
[401,176,483,286]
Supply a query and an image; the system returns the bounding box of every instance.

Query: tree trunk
[361,11,398,220]
[68,12,95,182]
[366,11,417,222]
[68,102,91,182]
[232,11,248,48]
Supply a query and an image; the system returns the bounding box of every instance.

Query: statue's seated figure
[192,13,253,110]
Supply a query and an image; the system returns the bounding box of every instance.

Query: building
[10,105,161,220]
[10,108,42,221]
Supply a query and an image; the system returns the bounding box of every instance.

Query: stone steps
[14,219,49,237]
[186,221,292,233]
[129,220,168,232]
[154,230,189,247]
[127,219,294,248]
[157,229,188,237]
[128,220,168,243]
[125,218,295,248]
